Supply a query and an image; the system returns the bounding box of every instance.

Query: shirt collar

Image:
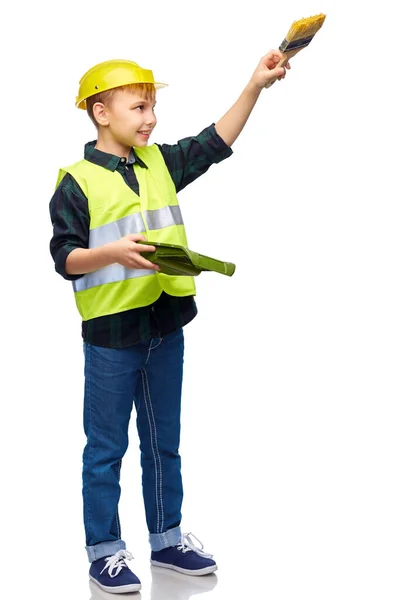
[84,141,148,170]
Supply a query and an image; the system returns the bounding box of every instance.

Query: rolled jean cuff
[149,526,181,551]
[86,539,126,562]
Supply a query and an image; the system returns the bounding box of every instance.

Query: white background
[1,0,399,598]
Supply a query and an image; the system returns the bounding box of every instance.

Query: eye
[133,105,144,111]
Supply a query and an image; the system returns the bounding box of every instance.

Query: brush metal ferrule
[279,35,314,53]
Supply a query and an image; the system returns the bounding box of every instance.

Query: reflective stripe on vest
[85,205,183,250]
[57,144,196,320]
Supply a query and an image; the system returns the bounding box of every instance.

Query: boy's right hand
[109,234,161,271]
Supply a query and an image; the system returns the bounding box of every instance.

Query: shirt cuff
[197,123,234,164]
[54,245,85,281]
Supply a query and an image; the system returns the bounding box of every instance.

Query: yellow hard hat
[76,59,168,109]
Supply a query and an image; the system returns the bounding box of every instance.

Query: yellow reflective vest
[56,145,196,321]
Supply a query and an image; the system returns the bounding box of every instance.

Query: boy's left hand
[250,50,291,89]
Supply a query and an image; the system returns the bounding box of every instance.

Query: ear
[93,102,109,127]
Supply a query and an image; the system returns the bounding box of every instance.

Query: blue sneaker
[89,549,141,593]
[150,532,218,576]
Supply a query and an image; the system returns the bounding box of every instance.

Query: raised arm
[215,50,290,147]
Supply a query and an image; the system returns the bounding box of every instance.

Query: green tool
[140,241,236,277]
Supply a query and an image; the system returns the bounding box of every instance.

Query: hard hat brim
[76,81,168,110]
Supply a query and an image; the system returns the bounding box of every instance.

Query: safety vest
[56,145,196,321]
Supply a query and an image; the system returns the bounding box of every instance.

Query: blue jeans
[82,328,185,562]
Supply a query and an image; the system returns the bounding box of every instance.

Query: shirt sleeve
[49,173,90,281]
[156,123,233,193]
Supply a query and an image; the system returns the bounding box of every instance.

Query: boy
[49,51,289,594]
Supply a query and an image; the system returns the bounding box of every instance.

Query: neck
[95,130,131,160]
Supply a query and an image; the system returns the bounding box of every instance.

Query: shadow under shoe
[150,565,218,600]
[89,578,142,599]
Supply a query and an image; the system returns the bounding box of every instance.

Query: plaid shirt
[49,124,233,348]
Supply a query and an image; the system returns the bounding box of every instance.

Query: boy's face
[97,88,157,148]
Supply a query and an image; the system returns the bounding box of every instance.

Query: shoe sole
[89,574,142,593]
[150,560,218,576]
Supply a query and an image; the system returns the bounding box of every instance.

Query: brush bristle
[285,13,326,42]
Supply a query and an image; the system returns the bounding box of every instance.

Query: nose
[145,108,156,127]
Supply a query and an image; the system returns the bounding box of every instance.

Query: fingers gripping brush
[266,13,326,87]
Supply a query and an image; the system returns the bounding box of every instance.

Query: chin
[133,139,149,148]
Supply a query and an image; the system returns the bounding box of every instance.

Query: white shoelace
[176,532,213,559]
[100,549,134,578]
